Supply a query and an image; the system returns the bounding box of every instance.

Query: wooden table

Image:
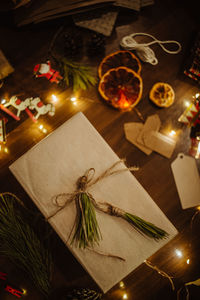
[0,1,200,299]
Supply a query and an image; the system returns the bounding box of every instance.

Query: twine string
[144,259,175,291]
[47,159,138,221]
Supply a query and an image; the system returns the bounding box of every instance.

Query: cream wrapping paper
[9,112,178,293]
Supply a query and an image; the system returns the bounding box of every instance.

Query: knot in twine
[47,159,138,221]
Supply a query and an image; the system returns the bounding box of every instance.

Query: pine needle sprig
[123,212,168,240]
[0,193,52,297]
[71,193,102,249]
[60,58,97,91]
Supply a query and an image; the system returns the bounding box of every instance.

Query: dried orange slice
[98,66,143,111]
[149,82,175,107]
[98,50,141,78]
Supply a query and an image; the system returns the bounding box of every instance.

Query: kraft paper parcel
[9,112,177,293]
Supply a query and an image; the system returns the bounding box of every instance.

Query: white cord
[120,32,182,65]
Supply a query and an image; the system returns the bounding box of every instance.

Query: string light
[4,147,8,153]
[70,96,77,102]
[195,93,200,98]
[1,99,6,104]
[22,288,27,295]
[51,94,58,103]
[186,259,190,264]
[119,281,125,289]
[184,100,190,107]
[169,130,176,137]
[38,124,47,134]
[175,249,183,258]
[123,293,128,299]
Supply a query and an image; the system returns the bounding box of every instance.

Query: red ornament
[34,60,62,84]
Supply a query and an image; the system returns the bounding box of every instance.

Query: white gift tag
[171,153,200,209]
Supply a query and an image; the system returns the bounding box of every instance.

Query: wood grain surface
[0,0,200,299]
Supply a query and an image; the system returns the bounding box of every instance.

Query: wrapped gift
[9,112,177,293]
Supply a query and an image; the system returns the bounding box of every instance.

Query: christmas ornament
[0,103,20,121]
[178,95,200,126]
[29,97,55,119]
[0,193,52,297]
[149,82,175,107]
[47,160,168,251]
[34,60,62,84]
[98,66,143,111]
[3,96,36,121]
[98,50,141,78]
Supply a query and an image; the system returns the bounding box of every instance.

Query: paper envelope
[9,112,177,293]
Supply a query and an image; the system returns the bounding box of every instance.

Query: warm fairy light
[186,259,190,264]
[175,249,183,258]
[123,293,128,299]
[197,206,200,211]
[4,147,8,153]
[195,141,200,159]
[169,130,176,137]
[195,93,200,98]
[70,96,77,102]
[185,100,190,107]
[38,124,47,134]
[51,94,58,103]
[42,128,47,134]
[119,281,125,288]
[21,288,27,295]
[1,98,6,104]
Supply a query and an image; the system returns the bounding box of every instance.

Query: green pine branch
[60,58,97,92]
[0,193,52,297]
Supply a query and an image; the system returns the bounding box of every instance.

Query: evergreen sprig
[71,193,102,249]
[61,58,97,91]
[0,193,52,297]
[124,212,168,240]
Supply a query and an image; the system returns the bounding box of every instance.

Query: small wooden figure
[33,61,62,84]
[29,97,55,119]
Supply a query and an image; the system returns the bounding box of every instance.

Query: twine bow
[47,159,168,255]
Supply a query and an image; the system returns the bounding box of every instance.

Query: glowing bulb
[197,206,200,211]
[22,288,27,295]
[51,94,58,102]
[39,124,43,130]
[175,249,183,258]
[119,281,125,288]
[70,97,77,102]
[1,99,6,104]
[4,147,8,153]
[42,128,47,134]
[195,93,200,98]
[185,100,190,107]
[186,259,190,264]
[123,293,128,299]
[169,130,176,137]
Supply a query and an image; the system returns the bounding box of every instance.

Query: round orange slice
[98,50,141,78]
[149,82,175,107]
[98,66,143,111]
